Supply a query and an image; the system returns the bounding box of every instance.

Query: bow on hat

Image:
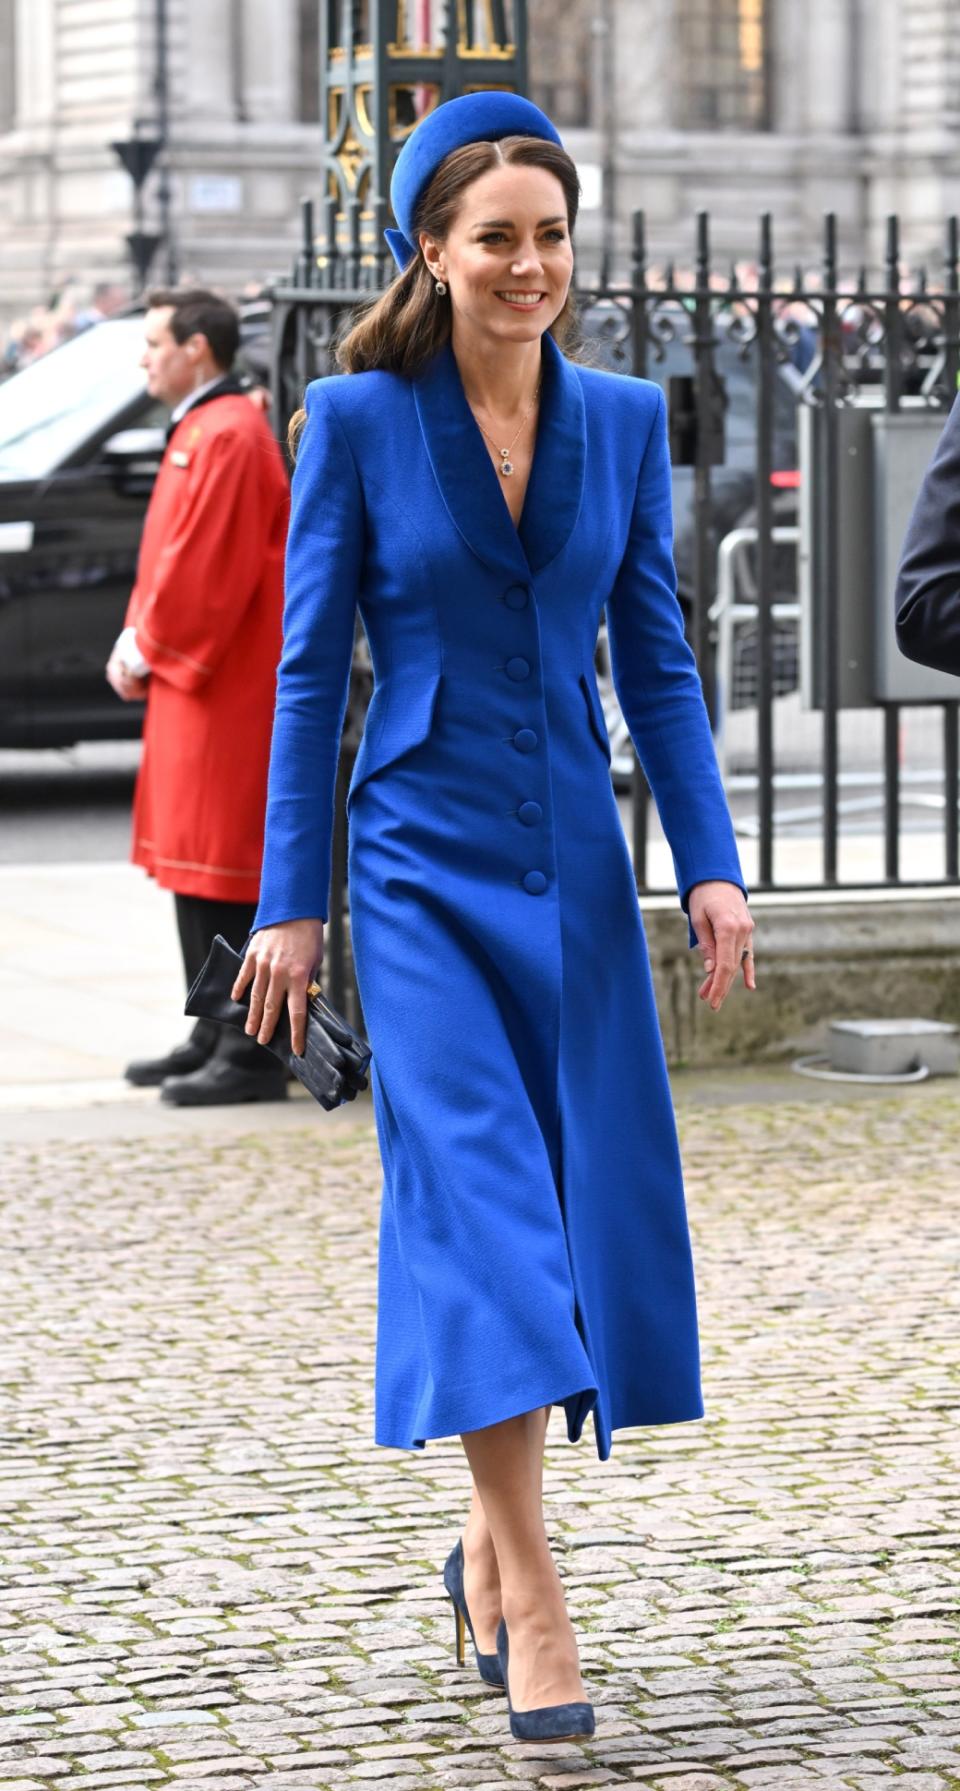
[385,91,564,273]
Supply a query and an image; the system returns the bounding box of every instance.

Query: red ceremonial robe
[126,392,289,903]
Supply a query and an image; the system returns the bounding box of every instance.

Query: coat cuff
[114,625,151,678]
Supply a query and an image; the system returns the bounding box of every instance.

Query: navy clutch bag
[184,934,371,1110]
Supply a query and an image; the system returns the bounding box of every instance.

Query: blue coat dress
[253,330,746,1461]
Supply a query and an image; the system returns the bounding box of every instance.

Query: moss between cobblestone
[1,1095,959,1786]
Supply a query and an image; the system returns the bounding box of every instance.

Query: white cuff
[114,625,151,678]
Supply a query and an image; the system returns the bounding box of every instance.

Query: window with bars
[675,0,770,131]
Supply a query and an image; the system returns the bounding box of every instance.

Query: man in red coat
[106,287,290,1105]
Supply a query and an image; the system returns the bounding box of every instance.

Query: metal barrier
[708,525,943,849]
[710,525,800,782]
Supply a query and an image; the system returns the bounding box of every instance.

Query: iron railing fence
[268,203,960,1017]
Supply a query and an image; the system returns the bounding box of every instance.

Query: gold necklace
[470,382,542,477]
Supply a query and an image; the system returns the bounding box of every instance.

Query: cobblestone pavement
[1,1085,959,1791]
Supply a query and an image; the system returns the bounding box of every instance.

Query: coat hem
[374,1382,706,1461]
[375,1373,599,1456]
[133,852,262,905]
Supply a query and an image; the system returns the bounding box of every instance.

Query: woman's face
[421,161,574,346]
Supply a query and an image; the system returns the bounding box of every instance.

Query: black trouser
[175,892,280,1076]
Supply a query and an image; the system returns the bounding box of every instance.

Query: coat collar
[412,330,586,581]
[165,375,246,442]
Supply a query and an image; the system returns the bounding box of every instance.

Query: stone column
[12,0,54,129]
[613,0,672,131]
[855,0,901,136]
[770,0,808,134]
[797,0,855,134]
[0,0,15,132]
[181,0,236,124]
[240,0,296,124]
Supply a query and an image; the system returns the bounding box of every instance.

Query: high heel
[453,1598,466,1666]
[442,1539,504,1688]
[496,1618,595,1742]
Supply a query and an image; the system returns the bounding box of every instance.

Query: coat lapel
[518,332,586,574]
[413,331,586,581]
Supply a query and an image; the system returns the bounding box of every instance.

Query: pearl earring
[435,278,447,296]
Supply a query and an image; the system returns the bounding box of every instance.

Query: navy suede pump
[496,1618,596,1742]
[443,1540,504,1688]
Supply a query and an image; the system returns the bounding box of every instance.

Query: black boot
[125,1020,218,1088]
[160,1030,288,1107]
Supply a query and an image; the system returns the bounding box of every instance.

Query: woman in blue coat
[234,92,755,1741]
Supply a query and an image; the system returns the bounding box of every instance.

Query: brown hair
[288,134,580,454]
[146,285,240,371]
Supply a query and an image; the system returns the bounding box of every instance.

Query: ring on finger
[741,947,754,961]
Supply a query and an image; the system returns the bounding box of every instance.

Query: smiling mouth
[496,291,545,307]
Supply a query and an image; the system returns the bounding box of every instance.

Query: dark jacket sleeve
[895,395,960,676]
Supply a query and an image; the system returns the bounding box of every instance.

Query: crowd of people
[0,279,131,380]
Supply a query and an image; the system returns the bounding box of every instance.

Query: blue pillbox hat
[385,90,564,272]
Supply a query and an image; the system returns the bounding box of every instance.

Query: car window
[0,316,149,481]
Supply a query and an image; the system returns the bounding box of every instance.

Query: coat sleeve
[252,382,363,930]
[135,427,274,693]
[605,385,747,946]
[895,395,960,677]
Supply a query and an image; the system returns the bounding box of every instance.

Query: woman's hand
[688,881,755,1011]
[231,919,325,1055]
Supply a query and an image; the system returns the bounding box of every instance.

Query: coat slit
[551,1091,604,1451]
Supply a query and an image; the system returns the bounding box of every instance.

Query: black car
[0,309,271,749]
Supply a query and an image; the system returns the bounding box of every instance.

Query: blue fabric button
[518,801,543,826]
[504,584,529,610]
[505,656,531,681]
[522,870,547,895]
[513,728,538,753]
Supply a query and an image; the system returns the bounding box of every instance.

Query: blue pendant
[500,459,514,476]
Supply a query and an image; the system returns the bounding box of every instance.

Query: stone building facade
[542,0,960,274]
[1,0,959,320]
[0,0,315,317]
